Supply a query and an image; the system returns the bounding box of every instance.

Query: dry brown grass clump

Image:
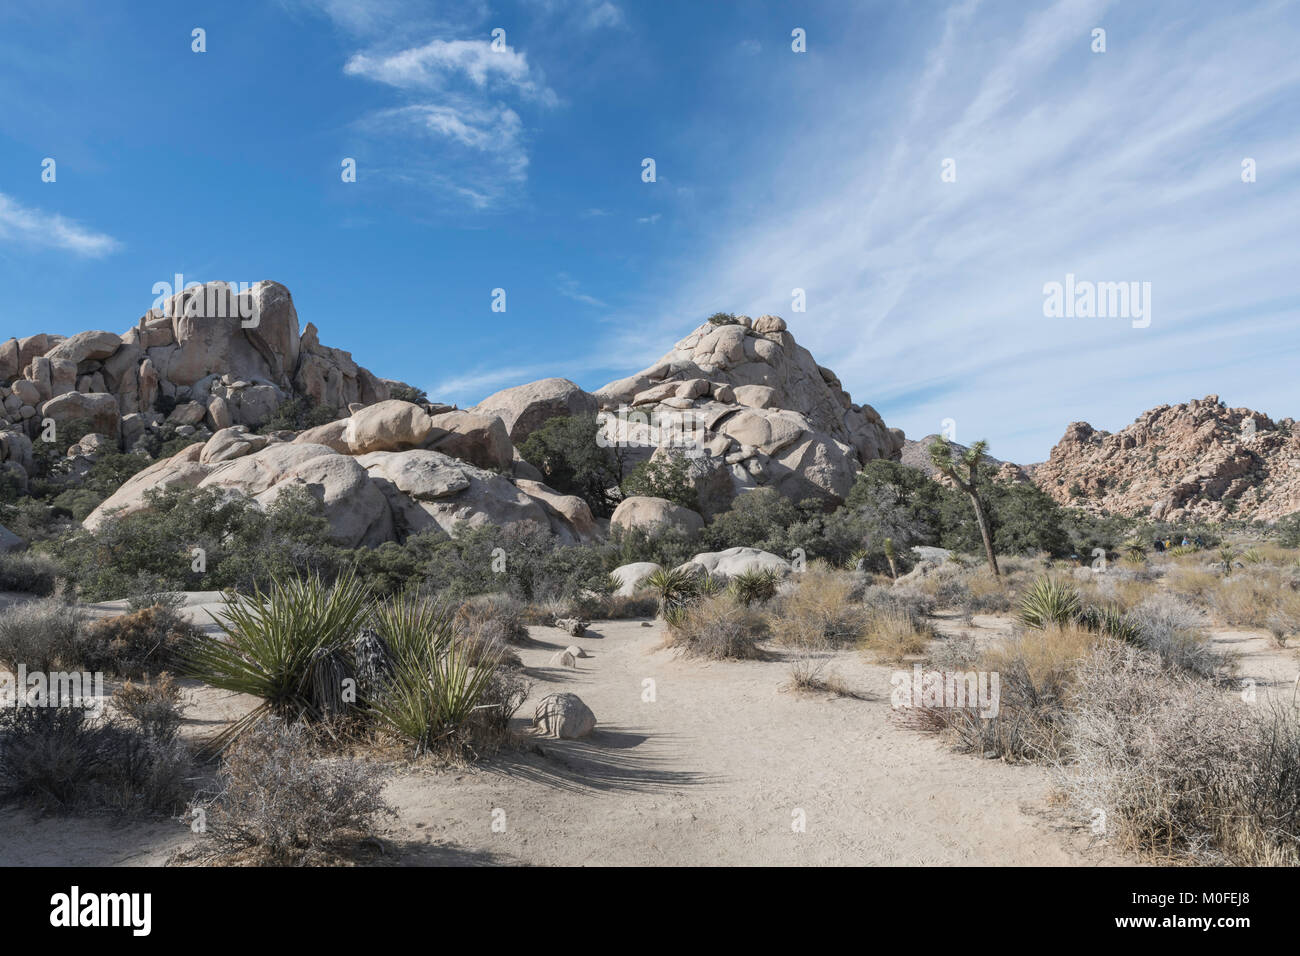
[1063,642,1300,865]
[769,565,867,648]
[665,593,768,660]
[903,625,1099,762]
[860,607,932,662]
[1208,568,1300,646]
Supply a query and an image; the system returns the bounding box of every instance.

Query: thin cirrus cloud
[342,37,555,208]
[636,0,1300,463]
[0,192,119,258]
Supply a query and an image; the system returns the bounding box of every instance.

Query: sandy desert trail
[0,607,1118,867]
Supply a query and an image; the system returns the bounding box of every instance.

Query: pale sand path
[0,610,1122,866]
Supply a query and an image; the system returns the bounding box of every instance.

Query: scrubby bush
[666,593,767,660]
[0,596,84,672]
[1064,642,1300,864]
[860,607,932,661]
[1127,592,1232,679]
[113,673,185,741]
[0,705,191,816]
[183,719,394,865]
[0,551,58,595]
[770,565,870,648]
[910,625,1098,762]
[81,604,203,678]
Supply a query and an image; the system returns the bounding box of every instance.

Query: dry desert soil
[1,591,1293,867]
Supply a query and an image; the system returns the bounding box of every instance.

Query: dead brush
[903,625,1099,762]
[178,718,396,866]
[1061,642,1300,865]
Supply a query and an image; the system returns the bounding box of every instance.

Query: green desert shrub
[0,551,58,595]
[518,414,624,518]
[620,452,700,512]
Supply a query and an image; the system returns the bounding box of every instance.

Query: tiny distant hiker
[1181,536,1190,547]
[1153,538,1165,553]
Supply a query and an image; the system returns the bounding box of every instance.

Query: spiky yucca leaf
[183,571,370,749]
[643,566,700,621]
[1078,603,1142,644]
[1017,577,1082,629]
[729,568,778,606]
[368,637,501,756]
[370,590,455,662]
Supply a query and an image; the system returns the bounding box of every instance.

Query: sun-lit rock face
[593,315,903,515]
[1031,394,1300,523]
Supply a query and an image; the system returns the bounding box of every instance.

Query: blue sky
[1,0,1297,463]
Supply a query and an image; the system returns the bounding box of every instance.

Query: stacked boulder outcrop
[1032,394,1300,522]
[593,314,902,516]
[84,401,599,546]
[0,281,388,489]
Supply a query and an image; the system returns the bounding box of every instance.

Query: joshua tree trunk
[967,489,1000,578]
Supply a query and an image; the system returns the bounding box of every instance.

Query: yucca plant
[368,638,501,756]
[643,566,700,624]
[370,590,455,662]
[184,571,371,749]
[1017,576,1082,629]
[1121,539,1147,565]
[1242,547,1265,565]
[1078,603,1141,644]
[697,573,726,597]
[1218,545,1239,575]
[847,548,870,572]
[729,568,778,606]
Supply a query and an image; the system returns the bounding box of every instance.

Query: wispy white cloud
[641,0,1300,462]
[0,193,120,257]
[305,3,559,210]
[556,272,607,308]
[521,0,626,32]
[345,38,557,105]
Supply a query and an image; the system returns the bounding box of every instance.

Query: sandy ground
[3,587,1295,866]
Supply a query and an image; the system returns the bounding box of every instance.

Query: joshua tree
[929,437,1000,578]
[883,537,899,581]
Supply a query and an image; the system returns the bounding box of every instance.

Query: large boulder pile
[593,315,902,514]
[0,281,389,490]
[83,402,598,547]
[1032,394,1300,523]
